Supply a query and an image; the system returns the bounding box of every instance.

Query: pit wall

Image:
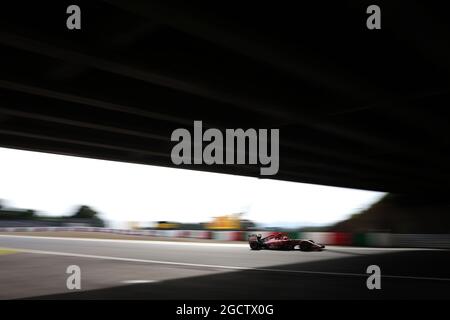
[1,227,449,249]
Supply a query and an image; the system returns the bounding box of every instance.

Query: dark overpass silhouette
[0,1,449,192]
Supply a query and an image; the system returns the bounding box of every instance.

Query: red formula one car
[248,232,325,251]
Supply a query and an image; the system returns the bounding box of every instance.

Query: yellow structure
[155,221,180,229]
[207,214,241,230]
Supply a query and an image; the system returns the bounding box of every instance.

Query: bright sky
[0,147,385,228]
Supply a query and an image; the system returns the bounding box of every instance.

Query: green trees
[71,205,98,219]
[0,203,104,227]
[70,205,105,227]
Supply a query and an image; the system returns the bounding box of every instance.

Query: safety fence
[1,227,449,249]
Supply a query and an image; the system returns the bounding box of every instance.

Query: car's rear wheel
[250,242,261,250]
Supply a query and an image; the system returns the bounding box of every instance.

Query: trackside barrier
[301,232,332,244]
[352,233,369,246]
[175,230,189,238]
[390,233,450,249]
[0,227,449,248]
[178,230,212,239]
[213,231,242,241]
[287,231,300,239]
[366,233,393,247]
[331,232,353,246]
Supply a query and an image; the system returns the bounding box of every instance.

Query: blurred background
[1,146,450,300]
[1,147,450,248]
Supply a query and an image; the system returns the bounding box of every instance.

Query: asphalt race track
[1,235,449,299]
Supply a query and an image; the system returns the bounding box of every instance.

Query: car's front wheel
[299,241,312,251]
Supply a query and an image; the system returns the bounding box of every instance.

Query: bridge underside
[0,1,449,192]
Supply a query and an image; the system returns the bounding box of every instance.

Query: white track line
[121,280,159,284]
[0,234,247,247]
[1,246,450,282]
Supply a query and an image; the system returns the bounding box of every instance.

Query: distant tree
[69,205,105,227]
[71,205,98,219]
[22,209,36,219]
